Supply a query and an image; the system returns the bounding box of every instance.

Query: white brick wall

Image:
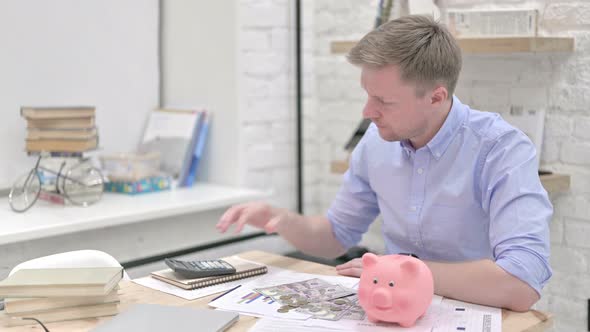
[236,1,590,329]
[309,1,590,331]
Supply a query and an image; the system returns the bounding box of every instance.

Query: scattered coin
[330,307,343,311]
[280,295,292,300]
[333,299,347,305]
[277,308,290,313]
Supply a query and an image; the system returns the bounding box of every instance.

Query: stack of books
[21,106,98,153]
[0,266,122,327]
[150,257,266,290]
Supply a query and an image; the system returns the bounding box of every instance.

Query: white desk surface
[0,183,266,245]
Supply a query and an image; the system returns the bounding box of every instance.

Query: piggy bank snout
[372,288,393,309]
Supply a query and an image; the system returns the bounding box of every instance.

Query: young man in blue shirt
[216,15,552,312]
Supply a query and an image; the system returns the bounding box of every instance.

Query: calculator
[164,258,236,279]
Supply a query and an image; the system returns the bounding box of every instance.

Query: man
[216,15,552,312]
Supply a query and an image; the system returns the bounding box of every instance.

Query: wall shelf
[330,159,570,194]
[0,183,266,245]
[331,37,574,54]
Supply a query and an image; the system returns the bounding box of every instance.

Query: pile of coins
[277,294,311,313]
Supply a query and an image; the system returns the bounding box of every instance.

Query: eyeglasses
[9,153,104,213]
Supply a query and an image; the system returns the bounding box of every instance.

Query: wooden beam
[330,159,571,194]
[331,37,574,55]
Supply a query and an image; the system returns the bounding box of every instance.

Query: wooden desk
[3,251,552,332]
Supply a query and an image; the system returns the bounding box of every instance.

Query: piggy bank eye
[388,281,395,287]
[373,278,378,284]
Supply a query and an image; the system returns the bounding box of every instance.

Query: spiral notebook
[150,257,267,290]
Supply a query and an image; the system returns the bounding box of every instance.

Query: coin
[334,299,346,305]
[277,308,290,313]
[330,307,343,311]
[280,295,292,300]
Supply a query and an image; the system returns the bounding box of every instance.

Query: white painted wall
[0,0,160,189]
[162,0,240,186]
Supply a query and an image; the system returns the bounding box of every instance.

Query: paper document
[302,295,443,332]
[248,318,345,332]
[434,298,501,332]
[209,263,359,320]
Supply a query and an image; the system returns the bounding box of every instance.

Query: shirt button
[417,168,423,174]
[410,206,417,212]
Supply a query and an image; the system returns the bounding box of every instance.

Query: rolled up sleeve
[327,130,380,250]
[481,129,553,295]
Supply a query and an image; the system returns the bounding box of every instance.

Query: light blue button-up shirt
[327,96,553,295]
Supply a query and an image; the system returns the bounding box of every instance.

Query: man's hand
[216,202,289,234]
[335,258,363,278]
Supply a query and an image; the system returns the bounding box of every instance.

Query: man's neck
[409,98,454,150]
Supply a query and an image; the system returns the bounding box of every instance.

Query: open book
[151,257,267,290]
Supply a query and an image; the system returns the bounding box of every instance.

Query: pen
[209,284,242,303]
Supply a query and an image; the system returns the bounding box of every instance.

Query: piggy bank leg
[367,315,380,323]
[398,318,417,328]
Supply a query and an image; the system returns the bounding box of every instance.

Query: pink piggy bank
[358,253,434,327]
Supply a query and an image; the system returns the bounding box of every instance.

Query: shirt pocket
[422,203,491,261]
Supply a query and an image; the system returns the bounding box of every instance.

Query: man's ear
[430,85,448,107]
[362,253,379,268]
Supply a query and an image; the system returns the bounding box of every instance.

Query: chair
[9,250,130,280]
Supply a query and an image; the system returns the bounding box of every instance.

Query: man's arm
[426,259,539,312]
[216,203,347,258]
[337,257,538,312]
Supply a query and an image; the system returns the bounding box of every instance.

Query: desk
[4,251,553,332]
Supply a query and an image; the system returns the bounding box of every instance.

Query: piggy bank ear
[362,253,379,268]
[400,260,419,277]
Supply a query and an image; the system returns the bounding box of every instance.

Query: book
[0,302,119,327]
[0,266,123,298]
[27,127,98,140]
[26,136,98,153]
[446,9,538,38]
[21,106,95,119]
[177,110,206,186]
[27,117,96,130]
[150,257,267,290]
[184,112,210,186]
[4,288,119,314]
[501,106,545,168]
[138,109,202,180]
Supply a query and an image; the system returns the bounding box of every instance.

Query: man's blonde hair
[347,15,462,98]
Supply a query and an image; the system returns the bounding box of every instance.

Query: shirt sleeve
[326,127,381,250]
[480,129,553,296]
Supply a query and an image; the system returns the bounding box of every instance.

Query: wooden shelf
[331,37,574,54]
[330,159,570,194]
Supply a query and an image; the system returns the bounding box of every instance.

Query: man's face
[361,65,432,143]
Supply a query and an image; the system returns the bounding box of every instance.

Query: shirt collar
[399,95,466,160]
[427,95,466,160]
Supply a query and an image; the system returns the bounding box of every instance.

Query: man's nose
[362,100,378,119]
